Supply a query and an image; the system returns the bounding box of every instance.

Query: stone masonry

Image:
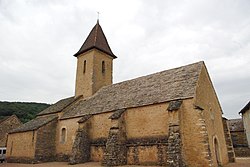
[69,115,92,164]
[102,127,127,166]
[222,118,235,162]
[102,109,127,166]
[196,110,213,166]
[167,125,185,167]
[35,119,57,162]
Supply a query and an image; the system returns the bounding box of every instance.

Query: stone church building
[7,21,233,166]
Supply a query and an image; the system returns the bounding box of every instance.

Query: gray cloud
[0,0,249,119]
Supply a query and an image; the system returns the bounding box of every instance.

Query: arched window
[83,60,86,73]
[102,61,105,73]
[61,128,66,144]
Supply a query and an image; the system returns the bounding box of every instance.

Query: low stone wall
[55,153,70,162]
[231,131,248,148]
[234,147,250,157]
[222,118,236,162]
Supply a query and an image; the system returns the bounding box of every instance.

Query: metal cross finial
[97,11,100,23]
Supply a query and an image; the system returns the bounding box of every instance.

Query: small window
[0,150,2,154]
[10,141,13,155]
[61,128,66,144]
[102,61,105,73]
[3,150,6,154]
[83,60,86,73]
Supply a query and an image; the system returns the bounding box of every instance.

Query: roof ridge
[239,101,250,114]
[93,22,98,46]
[103,61,204,89]
[9,115,58,134]
[0,115,19,124]
[37,96,75,116]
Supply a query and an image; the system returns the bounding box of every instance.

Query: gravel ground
[0,158,249,167]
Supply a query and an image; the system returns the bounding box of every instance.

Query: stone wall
[90,145,106,162]
[6,118,57,163]
[125,104,169,139]
[167,125,185,167]
[180,100,212,166]
[67,88,228,167]
[222,118,235,162]
[230,130,250,157]
[102,127,127,166]
[90,112,112,140]
[227,118,249,157]
[70,103,173,166]
[68,99,227,166]
[55,117,80,160]
[69,127,90,164]
[234,147,250,157]
[92,50,113,96]
[89,112,112,162]
[230,131,248,147]
[101,103,186,166]
[102,110,127,166]
[6,131,37,163]
[127,142,168,165]
[122,103,169,166]
[193,65,229,166]
[35,119,57,162]
[242,109,250,147]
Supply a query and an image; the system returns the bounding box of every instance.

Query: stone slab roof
[228,119,244,132]
[61,61,204,119]
[9,115,58,134]
[239,101,250,114]
[37,96,75,116]
[0,116,10,124]
[0,115,20,124]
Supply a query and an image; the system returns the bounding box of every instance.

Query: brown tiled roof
[74,21,116,58]
[61,61,204,119]
[37,96,75,116]
[228,119,244,132]
[239,101,250,114]
[9,115,58,133]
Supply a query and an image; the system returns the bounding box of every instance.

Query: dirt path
[224,157,250,167]
[0,162,158,167]
[0,158,250,167]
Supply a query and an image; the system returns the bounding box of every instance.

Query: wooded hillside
[0,101,50,123]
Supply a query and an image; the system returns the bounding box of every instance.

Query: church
[6,21,234,166]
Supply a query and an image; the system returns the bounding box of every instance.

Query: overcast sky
[0,0,249,119]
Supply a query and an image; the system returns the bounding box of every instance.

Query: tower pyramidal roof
[74,21,116,58]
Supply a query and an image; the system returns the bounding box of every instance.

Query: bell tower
[74,21,117,98]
